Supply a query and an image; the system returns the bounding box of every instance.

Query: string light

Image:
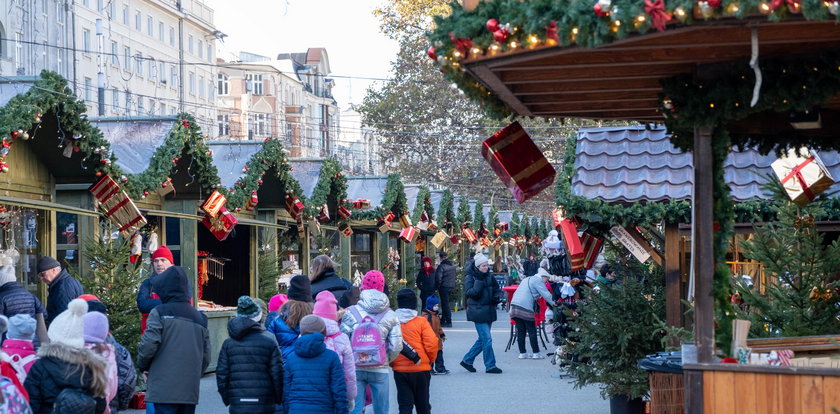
[527,34,540,48]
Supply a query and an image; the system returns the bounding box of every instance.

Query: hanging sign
[610,226,651,263]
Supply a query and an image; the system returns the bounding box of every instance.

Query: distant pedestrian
[510,268,554,360]
[313,291,357,410]
[422,295,449,375]
[283,315,347,414]
[216,296,284,414]
[341,270,403,414]
[460,253,503,374]
[597,263,617,285]
[268,275,314,359]
[137,266,210,414]
[415,257,436,311]
[265,294,288,328]
[0,265,48,347]
[392,289,437,414]
[309,255,352,304]
[434,252,457,328]
[36,256,83,326]
[83,311,118,413]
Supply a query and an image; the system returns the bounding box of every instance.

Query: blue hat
[425,294,440,311]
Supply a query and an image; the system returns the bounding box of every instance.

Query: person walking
[309,255,352,304]
[36,256,83,326]
[460,253,503,374]
[341,270,402,414]
[283,315,348,414]
[267,275,314,359]
[392,289,437,414]
[216,296,284,414]
[434,252,457,328]
[137,266,210,414]
[313,291,356,411]
[415,257,436,312]
[0,265,48,346]
[422,295,449,375]
[82,311,118,413]
[509,268,554,360]
[522,254,539,277]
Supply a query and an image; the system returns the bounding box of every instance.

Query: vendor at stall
[137,246,192,333]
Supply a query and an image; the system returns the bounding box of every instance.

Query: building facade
[0,0,72,78]
[336,107,381,175]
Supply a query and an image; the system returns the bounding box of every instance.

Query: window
[136,52,143,76]
[125,90,131,113]
[57,3,66,23]
[253,113,267,137]
[158,22,164,41]
[198,41,203,58]
[123,46,131,71]
[198,76,205,99]
[84,77,92,101]
[207,44,212,62]
[169,26,175,46]
[134,11,141,31]
[159,62,165,83]
[217,114,230,136]
[208,80,214,99]
[216,73,228,95]
[148,98,155,114]
[82,0,89,6]
[97,0,103,13]
[138,96,144,113]
[82,29,91,53]
[122,5,129,25]
[351,233,373,278]
[15,33,22,68]
[108,1,115,18]
[187,35,193,54]
[246,74,263,95]
[146,16,153,36]
[112,88,118,110]
[110,41,118,65]
[170,65,177,86]
[148,56,155,79]
[188,72,195,94]
[56,213,80,276]
[164,217,182,265]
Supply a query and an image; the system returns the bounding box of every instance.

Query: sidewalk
[126,309,609,413]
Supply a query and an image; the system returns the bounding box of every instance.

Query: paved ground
[126,309,609,413]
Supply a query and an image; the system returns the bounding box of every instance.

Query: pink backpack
[348,306,388,367]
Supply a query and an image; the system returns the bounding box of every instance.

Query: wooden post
[340,233,351,278]
[664,222,682,334]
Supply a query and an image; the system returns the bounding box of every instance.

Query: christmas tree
[736,179,840,337]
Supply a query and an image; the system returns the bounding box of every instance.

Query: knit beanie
[268,294,288,312]
[36,256,61,273]
[237,296,262,322]
[361,270,385,292]
[313,291,338,321]
[48,298,88,349]
[83,311,109,344]
[473,253,489,267]
[299,314,326,335]
[86,300,109,315]
[7,314,36,340]
[151,246,175,264]
[288,275,313,302]
[397,288,417,310]
[425,294,440,311]
[0,265,15,286]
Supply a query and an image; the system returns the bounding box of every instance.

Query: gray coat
[340,289,403,372]
[510,275,553,311]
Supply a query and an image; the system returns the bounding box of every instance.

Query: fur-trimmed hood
[37,341,108,369]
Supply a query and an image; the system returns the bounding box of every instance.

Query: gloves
[348,399,355,411]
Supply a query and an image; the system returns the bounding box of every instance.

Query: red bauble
[10,131,18,139]
[427,47,437,61]
[257,179,263,185]
[143,190,150,196]
[594,4,610,16]
[486,18,500,33]
[172,157,179,163]
[73,145,81,152]
[493,30,508,42]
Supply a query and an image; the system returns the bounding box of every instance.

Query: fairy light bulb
[527,34,540,48]
[470,47,482,58]
[509,40,519,49]
[489,42,501,56]
[452,50,462,59]
[637,15,646,22]
[759,2,772,13]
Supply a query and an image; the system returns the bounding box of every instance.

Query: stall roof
[345,176,389,211]
[404,184,421,213]
[429,190,445,214]
[288,158,325,198]
[207,141,263,189]
[91,116,177,175]
[498,210,513,223]
[0,77,36,106]
[572,126,840,203]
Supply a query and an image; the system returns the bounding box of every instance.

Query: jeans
[152,404,196,414]
[438,288,452,325]
[393,371,431,414]
[351,370,389,414]
[513,317,539,354]
[434,349,447,372]
[462,322,496,369]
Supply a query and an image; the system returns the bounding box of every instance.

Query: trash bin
[638,351,684,414]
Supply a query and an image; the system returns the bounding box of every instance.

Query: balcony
[285,105,304,115]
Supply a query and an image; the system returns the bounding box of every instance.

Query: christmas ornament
[21,132,30,140]
[482,121,556,203]
[34,113,42,123]
[245,190,258,211]
[427,47,437,61]
[157,177,175,197]
[545,21,559,43]
[449,32,474,57]
[771,148,835,206]
[351,199,371,210]
[89,175,148,236]
[399,212,412,228]
[337,205,352,220]
[318,204,330,222]
[644,0,670,32]
[594,0,612,16]
[120,175,128,183]
[399,226,417,243]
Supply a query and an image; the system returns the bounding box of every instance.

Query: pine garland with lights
[488,204,500,229]
[438,189,457,231]
[412,186,436,224]
[223,137,303,211]
[472,200,485,231]
[457,196,472,228]
[301,158,348,223]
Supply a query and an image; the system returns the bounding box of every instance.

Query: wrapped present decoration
[427,220,438,231]
[245,191,258,211]
[201,190,227,217]
[497,221,509,233]
[202,206,237,241]
[399,212,412,228]
[338,205,352,219]
[352,199,371,210]
[285,194,304,219]
[462,226,477,243]
[493,237,504,248]
[480,237,491,248]
[308,218,321,235]
[581,232,604,270]
[89,175,147,235]
[339,222,354,237]
[157,177,175,197]
[377,219,392,233]
[481,121,556,203]
[318,204,330,222]
[399,226,417,243]
[431,231,449,249]
[296,217,305,238]
[558,218,584,271]
[494,227,501,237]
[449,234,461,244]
[771,147,835,206]
[416,212,430,231]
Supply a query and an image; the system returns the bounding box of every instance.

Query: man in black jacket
[37,256,83,325]
[435,251,457,327]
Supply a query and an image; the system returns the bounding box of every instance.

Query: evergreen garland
[472,200,486,231]
[509,211,523,235]
[221,137,303,211]
[488,204,500,230]
[457,196,472,228]
[438,189,457,231]
[412,186,436,223]
[302,158,348,223]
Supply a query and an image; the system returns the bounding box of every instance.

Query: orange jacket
[390,316,439,373]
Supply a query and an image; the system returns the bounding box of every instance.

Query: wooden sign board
[610,226,651,263]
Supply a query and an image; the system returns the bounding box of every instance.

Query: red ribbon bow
[644,0,670,32]
[781,156,816,201]
[449,32,473,56]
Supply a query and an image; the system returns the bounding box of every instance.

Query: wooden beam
[530,101,660,113]
[622,226,664,266]
[510,78,661,95]
[499,63,692,82]
[684,370,704,414]
[467,65,533,116]
[693,126,715,364]
[519,90,660,104]
[665,223,683,335]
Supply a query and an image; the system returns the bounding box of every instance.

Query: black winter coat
[216,317,284,414]
[24,344,107,414]
[464,263,501,323]
[310,270,352,303]
[436,259,457,290]
[46,270,84,324]
[416,269,437,294]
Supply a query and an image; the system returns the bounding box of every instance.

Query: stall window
[164,217,182,265]
[0,207,43,292]
[387,232,402,279]
[351,232,372,280]
[56,213,79,275]
[276,228,301,273]
[310,229,340,263]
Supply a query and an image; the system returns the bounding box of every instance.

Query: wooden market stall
[431,1,840,412]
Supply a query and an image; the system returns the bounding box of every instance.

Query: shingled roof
[571,126,840,203]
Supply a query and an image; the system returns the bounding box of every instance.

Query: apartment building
[0,0,72,78]
[72,0,221,134]
[337,107,381,175]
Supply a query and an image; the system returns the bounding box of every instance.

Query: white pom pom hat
[48,298,89,349]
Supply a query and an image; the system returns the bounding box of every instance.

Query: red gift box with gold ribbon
[462,226,477,243]
[482,121,556,203]
[399,226,417,243]
[285,194,304,219]
[338,205,352,219]
[558,218,584,271]
[202,207,238,241]
[581,232,604,270]
[202,190,227,217]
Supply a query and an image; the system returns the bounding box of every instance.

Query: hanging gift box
[318,204,330,222]
[479,225,490,238]
[351,199,371,210]
[399,226,417,243]
[296,216,305,238]
[308,218,321,235]
[497,221,509,233]
[494,227,501,237]
[416,211,430,231]
[245,191,259,211]
[399,212,412,228]
[493,237,504,248]
[581,232,604,270]
[431,231,449,249]
[202,190,227,217]
[428,220,438,231]
[89,175,147,235]
[449,234,461,244]
[339,222,353,237]
[285,194,304,219]
[157,177,175,197]
[462,226,477,243]
[771,147,835,206]
[558,218,585,271]
[377,219,392,233]
[480,237,491,248]
[202,207,237,241]
[481,121,556,203]
[414,236,426,252]
[338,205,352,219]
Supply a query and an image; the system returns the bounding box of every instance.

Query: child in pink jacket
[0,314,38,400]
[314,290,357,411]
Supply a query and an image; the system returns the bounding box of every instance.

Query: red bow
[644,0,669,32]
[449,32,473,56]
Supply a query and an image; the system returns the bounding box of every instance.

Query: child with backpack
[340,270,403,414]
[0,314,31,413]
[422,295,449,375]
[313,291,356,411]
[283,315,347,413]
[0,314,38,399]
[82,312,118,413]
[392,289,438,414]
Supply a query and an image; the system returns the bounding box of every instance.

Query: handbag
[53,388,97,414]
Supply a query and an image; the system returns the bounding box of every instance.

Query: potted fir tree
[566,255,665,414]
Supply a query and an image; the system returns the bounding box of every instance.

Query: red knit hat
[151,246,174,264]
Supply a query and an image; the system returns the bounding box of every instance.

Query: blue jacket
[45,269,83,324]
[267,311,301,359]
[283,333,347,414]
[0,281,46,346]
